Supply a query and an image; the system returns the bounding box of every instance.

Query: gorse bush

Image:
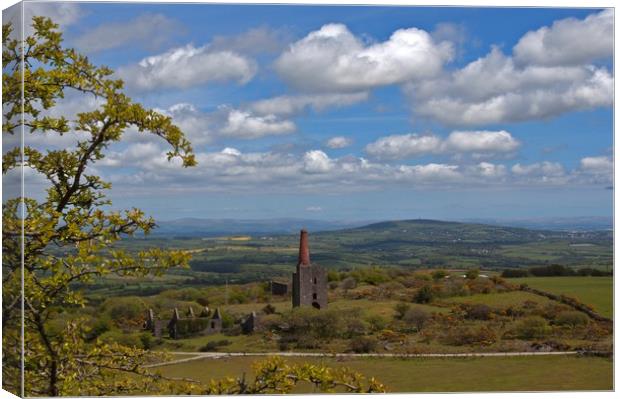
[463,304,494,321]
[394,302,411,320]
[349,336,378,353]
[515,316,552,339]
[442,325,497,346]
[279,308,369,348]
[554,311,589,328]
[402,308,430,331]
[414,285,435,304]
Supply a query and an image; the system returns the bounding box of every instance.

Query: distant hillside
[460,216,612,232]
[153,218,372,237]
[116,218,612,288]
[314,219,608,246]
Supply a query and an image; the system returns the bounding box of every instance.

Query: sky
[2,2,614,222]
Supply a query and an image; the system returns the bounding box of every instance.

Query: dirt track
[145,350,581,368]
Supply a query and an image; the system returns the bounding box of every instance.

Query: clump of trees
[276,308,370,350]
[501,264,612,278]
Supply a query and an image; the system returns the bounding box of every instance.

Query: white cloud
[93,146,611,195]
[580,156,613,173]
[407,47,612,126]
[442,130,520,153]
[220,109,295,139]
[305,206,323,212]
[152,103,296,142]
[99,147,471,193]
[117,44,257,91]
[74,13,183,53]
[275,23,453,92]
[326,136,353,149]
[511,161,566,177]
[398,163,461,182]
[303,150,334,174]
[578,156,613,184]
[365,133,442,160]
[510,161,568,184]
[469,162,507,178]
[250,92,369,117]
[156,103,214,145]
[514,9,613,67]
[365,130,519,160]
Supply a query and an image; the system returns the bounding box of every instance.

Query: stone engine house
[292,229,328,309]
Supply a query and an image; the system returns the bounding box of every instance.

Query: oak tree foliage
[2,16,195,396]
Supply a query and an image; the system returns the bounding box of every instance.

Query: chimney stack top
[298,229,310,266]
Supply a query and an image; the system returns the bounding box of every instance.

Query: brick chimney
[297,229,310,267]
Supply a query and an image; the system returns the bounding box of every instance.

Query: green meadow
[156,355,613,393]
[510,277,613,318]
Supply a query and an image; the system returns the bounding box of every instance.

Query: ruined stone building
[241,311,259,334]
[145,306,222,339]
[270,280,290,296]
[292,229,328,309]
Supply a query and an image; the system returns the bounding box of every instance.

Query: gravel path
[145,350,580,368]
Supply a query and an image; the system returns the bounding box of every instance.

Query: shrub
[466,278,494,294]
[464,304,493,320]
[501,269,529,278]
[515,316,552,339]
[366,315,388,332]
[414,285,434,304]
[221,311,235,329]
[139,332,154,350]
[394,302,411,320]
[350,267,390,286]
[196,297,210,306]
[340,277,357,291]
[402,308,430,331]
[262,304,276,315]
[349,336,378,353]
[555,311,589,328]
[345,318,369,337]
[528,264,575,277]
[576,268,612,277]
[101,297,147,326]
[465,268,479,280]
[99,330,143,348]
[199,339,232,352]
[280,308,366,347]
[443,326,497,346]
[327,270,341,282]
[431,270,448,280]
[378,329,407,343]
[85,314,113,341]
[443,278,470,297]
[413,272,431,282]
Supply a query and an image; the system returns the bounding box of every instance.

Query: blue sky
[9,2,614,221]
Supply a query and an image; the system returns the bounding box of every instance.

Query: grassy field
[441,290,554,308]
[509,277,613,318]
[155,355,613,392]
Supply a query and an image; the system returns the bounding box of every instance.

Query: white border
[0,1,617,399]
